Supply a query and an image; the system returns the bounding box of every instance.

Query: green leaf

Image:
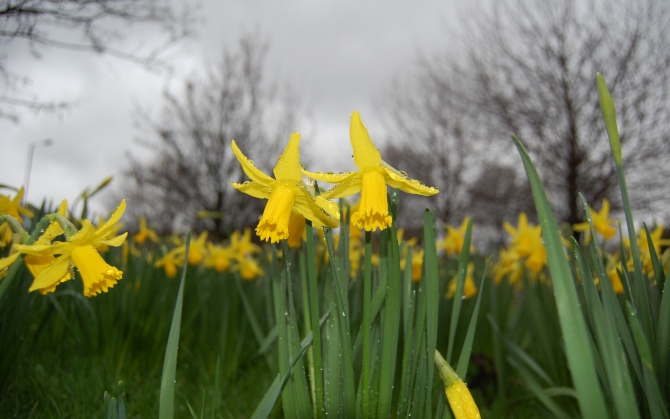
[513,135,608,418]
[455,257,491,378]
[446,218,473,363]
[158,231,191,419]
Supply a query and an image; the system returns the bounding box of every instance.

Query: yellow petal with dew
[294,191,339,229]
[231,140,275,186]
[100,232,128,248]
[319,172,363,199]
[350,111,381,171]
[302,169,357,183]
[382,165,439,196]
[0,252,21,279]
[28,254,71,292]
[95,200,126,240]
[273,132,303,183]
[231,180,274,199]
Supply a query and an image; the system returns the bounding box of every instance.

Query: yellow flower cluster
[153,228,264,281]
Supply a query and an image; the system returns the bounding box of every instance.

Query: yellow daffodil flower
[14,200,128,297]
[187,231,208,265]
[605,253,625,294]
[236,256,264,281]
[0,187,34,247]
[231,133,339,243]
[303,111,438,231]
[229,228,261,258]
[573,199,617,243]
[503,212,548,278]
[435,349,481,419]
[411,247,424,281]
[134,216,160,245]
[446,263,478,299]
[438,217,474,257]
[155,246,184,278]
[205,242,234,273]
[625,224,670,275]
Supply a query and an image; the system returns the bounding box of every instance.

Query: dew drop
[400,171,408,177]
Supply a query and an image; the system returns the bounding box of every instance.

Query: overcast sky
[1,0,468,217]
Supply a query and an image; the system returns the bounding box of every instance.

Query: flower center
[256,185,295,243]
[351,170,392,231]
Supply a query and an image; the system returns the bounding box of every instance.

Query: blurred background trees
[0,0,194,122]
[121,34,303,238]
[383,0,670,237]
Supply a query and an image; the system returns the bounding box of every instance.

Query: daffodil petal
[231,140,275,185]
[231,181,274,199]
[15,241,69,256]
[100,232,128,247]
[273,132,303,183]
[38,200,68,243]
[0,252,21,276]
[382,167,439,196]
[294,191,339,229]
[319,172,363,199]
[95,200,126,239]
[315,195,341,221]
[302,170,357,183]
[28,254,71,292]
[350,111,381,170]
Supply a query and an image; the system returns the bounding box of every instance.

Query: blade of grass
[513,135,608,418]
[362,230,373,419]
[657,265,670,399]
[625,301,669,419]
[158,231,191,419]
[572,237,640,419]
[305,221,325,419]
[376,227,402,418]
[507,357,571,419]
[455,257,491,378]
[446,218,473,363]
[424,209,440,419]
[598,73,655,347]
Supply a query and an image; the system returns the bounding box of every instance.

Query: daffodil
[14,200,128,297]
[446,262,478,299]
[205,242,234,273]
[303,111,438,231]
[134,216,160,245]
[231,133,339,243]
[504,212,548,278]
[236,256,264,280]
[435,350,481,419]
[0,187,34,247]
[187,231,208,265]
[573,199,617,243]
[438,217,474,257]
[625,224,670,275]
[411,247,424,281]
[155,247,184,278]
[229,228,261,258]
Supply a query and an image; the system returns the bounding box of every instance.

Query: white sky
[1,0,465,217]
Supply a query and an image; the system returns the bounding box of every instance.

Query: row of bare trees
[7,0,669,239]
[384,0,670,239]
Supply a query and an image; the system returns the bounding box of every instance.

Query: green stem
[361,230,372,419]
[305,221,324,419]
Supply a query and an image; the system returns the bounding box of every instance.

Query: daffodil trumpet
[231,133,340,243]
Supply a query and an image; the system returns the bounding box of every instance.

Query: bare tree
[122,34,302,238]
[0,0,195,122]
[445,0,670,224]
